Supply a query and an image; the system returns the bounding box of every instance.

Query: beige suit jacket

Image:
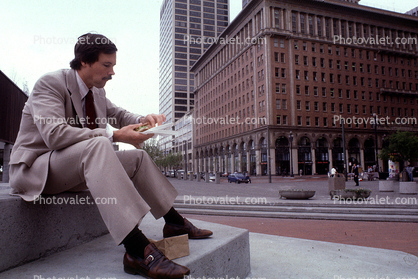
[9,69,141,201]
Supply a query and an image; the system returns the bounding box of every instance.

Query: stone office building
[191,0,418,176]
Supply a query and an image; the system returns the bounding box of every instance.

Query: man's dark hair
[70,33,117,70]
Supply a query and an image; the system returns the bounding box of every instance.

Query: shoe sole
[124,266,190,279]
[124,266,151,279]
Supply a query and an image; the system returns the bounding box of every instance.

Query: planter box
[279,190,316,200]
[399,182,418,195]
[330,189,371,200]
[328,173,346,192]
[379,180,395,192]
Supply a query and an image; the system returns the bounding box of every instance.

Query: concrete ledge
[0,184,108,272]
[141,214,251,278]
[379,180,395,192]
[399,182,418,194]
[0,214,251,278]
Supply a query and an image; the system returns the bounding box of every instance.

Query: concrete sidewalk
[170,176,418,206]
[1,218,417,279]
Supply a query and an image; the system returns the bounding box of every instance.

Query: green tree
[379,131,418,170]
[166,152,184,170]
[142,139,164,168]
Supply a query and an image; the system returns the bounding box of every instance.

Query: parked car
[177,170,185,179]
[209,173,216,182]
[227,173,249,184]
[166,170,175,178]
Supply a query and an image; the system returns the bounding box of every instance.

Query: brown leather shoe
[163,218,213,239]
[123,243,190,279]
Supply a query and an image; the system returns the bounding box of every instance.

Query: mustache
[104,76,112,80]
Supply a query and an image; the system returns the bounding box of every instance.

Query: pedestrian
[331,167,337,177]
[353,163,359,186]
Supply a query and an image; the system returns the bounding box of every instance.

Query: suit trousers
[41,137,178,244]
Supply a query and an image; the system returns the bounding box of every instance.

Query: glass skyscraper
[159,0,229,124]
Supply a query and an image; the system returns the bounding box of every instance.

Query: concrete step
[0,214,251,278]
[2,219,417,279]
[0,187,108,272]
[174,201,418,222]
[175,201,418,215]
[176,207,418,222]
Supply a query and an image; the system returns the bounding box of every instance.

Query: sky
[0,0,416,118]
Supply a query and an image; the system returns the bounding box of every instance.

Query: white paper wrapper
[142,123,178,136]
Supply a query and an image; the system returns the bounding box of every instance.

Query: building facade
[191,0,418,176]
[0,70,28,182]
[159,0,229,153]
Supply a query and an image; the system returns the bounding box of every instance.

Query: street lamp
[289,131,294,177]
[183,140,188,179]
[341,118,348,181]
[267,125,271,183]
[373,113,379,173]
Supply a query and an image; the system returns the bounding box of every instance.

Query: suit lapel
[66,69,85,127]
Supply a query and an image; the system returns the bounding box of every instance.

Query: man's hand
[140,114,166,128]
[113,124,154,149]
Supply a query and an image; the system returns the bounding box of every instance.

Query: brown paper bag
[149,234,189,260]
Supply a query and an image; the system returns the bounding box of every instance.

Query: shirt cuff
[106,125,114,142]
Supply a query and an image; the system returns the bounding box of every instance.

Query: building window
[274,9,281,28]
[282,84,286,94]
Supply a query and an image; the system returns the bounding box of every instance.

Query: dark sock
[163,207,184,225]
[122,227,150,258]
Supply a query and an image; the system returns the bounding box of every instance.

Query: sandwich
[134,123,151,132]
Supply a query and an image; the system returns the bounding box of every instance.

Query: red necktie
[85,90,97,129]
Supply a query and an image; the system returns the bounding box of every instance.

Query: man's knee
[88,136,112,147]
[85,137,114,154]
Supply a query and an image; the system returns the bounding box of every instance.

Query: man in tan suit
[9,33,212,279]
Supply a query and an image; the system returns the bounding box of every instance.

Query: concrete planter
[330,189,371,200]
[399,182,418,194]
[379,180,395,192]
[279,190,316,199]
